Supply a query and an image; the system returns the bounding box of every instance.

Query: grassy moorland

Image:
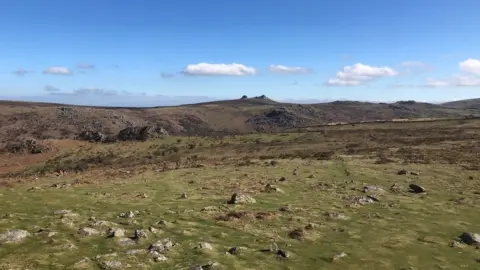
[0,119,480,269]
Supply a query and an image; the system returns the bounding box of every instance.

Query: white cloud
[183,63,256,76]
[424,58,480,87]
[326,63,398,86]
[43,66,72,75]
[268,65,311,74]
[425,75,480,87]
[459,59,480,75]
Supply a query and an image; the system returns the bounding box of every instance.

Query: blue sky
[1,0,479,106]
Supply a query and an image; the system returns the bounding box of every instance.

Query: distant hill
[0,97,479,142]
[442,98,480,109]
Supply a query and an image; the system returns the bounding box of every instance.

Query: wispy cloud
[12,68,30,76]
[43,66,72,75]
[44,85,60,92]
[161,72,176,79]
[183,63,256,76]
[326,63,398,86]
[76,63,95,69]
[268,65,311,74]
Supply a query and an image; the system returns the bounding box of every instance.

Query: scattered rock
[119,210,138,218]
[134,229,149,240]
[264,184,284,193]
[363,185,385,193]
[307,174,315,179]
[158,220,169,226]
[227,247,241,255]
[332,252,347,262]
[92,220,117,228]
[107,228,125,238]
[47,232,58,237]
[293,168,298,176]
[154,254,168,262]
[469,176,474,180]
[99,261,125,269]
[148,238,174,253]
[390,183,403,193]
[278,177,287,182]
[288,228,305,240]
[410,171,420,176]
[228,193,256,204]
[459,232,480,246]
[397,170,408,175]
[77,227,100,236]
[196,242,213,250]
[118,238,136,246]
[324,212,349,220]
[0,229,30,243]
[125,249,146,255]
[346,196,377,206]
[305,223,316,230]
[190,265,203,270]
[179,193,188,199]
[136,193,148,199]
[202,261,220,269]
[73,257,91,268]
[149,227,160,234]
[277,249,289,258]
[409,184,426,193]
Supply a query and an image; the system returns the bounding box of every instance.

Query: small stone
[154,255,168,262]
[397,170,408,175]
[409,184,426,193]
[459,232,480,245]
[332,252,347,262]
[196,242,213,250]
[305,223,316,230]
[293,168,298,176]
[118,238,136,246]
[158,220,169,226]
[410,171,420,176]
[278,177,287,182]
[179,193,187,199]
[125,249,146,255]
[307,174,315,179]
[47,232,58,237]
[190,265,203,270]
[149,227,160,234]
[264,184,284,193]
[137,193,148,199]
[279,205,291,212]
[148,238,174,253]
[277,249,289,258]
[363,185,385,193]
[288,228,305,240]
[100,261,124,269]
[0,229,30,243]
[77,227,99,236]
[119,210,136,218]
[108,228,125,238]
[227,247,239,255]
[134,229,149,239]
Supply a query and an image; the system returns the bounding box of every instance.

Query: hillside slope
[442,98,480,109]
[0,98,479,142]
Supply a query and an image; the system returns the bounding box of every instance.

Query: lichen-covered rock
[228,193,256,204]
[0,229,30,243]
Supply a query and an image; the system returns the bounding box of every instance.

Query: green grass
[1,156,479,269]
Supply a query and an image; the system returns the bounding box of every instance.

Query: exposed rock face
[76,126,169,143]
[247,107,303,128]
[117,126,169,141]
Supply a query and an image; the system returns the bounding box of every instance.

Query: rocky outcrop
[76,126,169,143]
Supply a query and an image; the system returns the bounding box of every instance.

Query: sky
[1,0,480,106]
